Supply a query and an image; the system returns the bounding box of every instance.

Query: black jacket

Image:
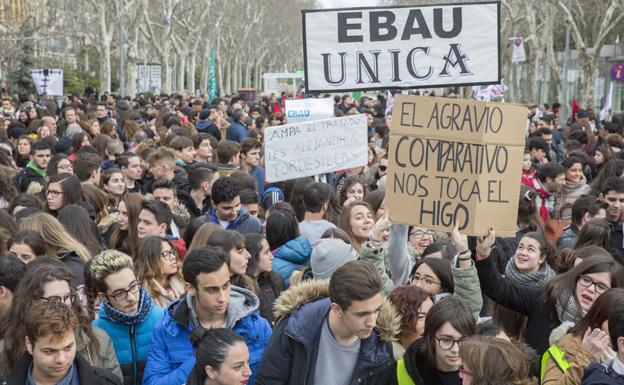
[176,189,211,219]
[608,221,624,265]
[1,352,121,385]
[13,166,45,193]
[255,280,397,385]
[391,340,461,385]
[256,272,285,324]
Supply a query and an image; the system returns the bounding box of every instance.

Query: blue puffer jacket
[93,296,164,385]
[142,286,272,385]
[202,206,262,235]
[273,236,312,286]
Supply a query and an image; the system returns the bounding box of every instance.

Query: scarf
[555,292,586,324]
[26,160,46,177]
[103,287,153,326]
[504,259,555,289]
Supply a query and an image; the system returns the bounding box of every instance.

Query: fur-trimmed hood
[273,279,400,342]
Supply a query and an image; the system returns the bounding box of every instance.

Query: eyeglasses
[410,274,441,287]
[107,281,141,302]
[578,275,610,294]
[41,293,76,306]
[435,336,463,350]
[161,249,177,261]
[47,189,64,197]
[459,367,472,377]
[57,163,73,171]
[409,230,433,239]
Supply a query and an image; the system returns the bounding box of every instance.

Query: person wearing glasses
[134,236,185,308]
[396,298,476,385]
[45,172,84,217]
[90,250,164,385]
[475,229,624,355]
[46,153,74,178]
[0,261,121,379]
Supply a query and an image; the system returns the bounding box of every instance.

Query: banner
[510,37,526,63]
[136,65,162,94]
[264,115,368,183]
[30,69,63,96]
[386,95,526,236]
[208,48,218,102]
[302,2,500,92]
[284,98,334,122]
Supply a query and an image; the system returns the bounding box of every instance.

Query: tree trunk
[101,43,112,93]
[199,49,208,94]
[580,51,595,108]
[188,52,196,94]
[177,53,186,92]
[162,51,171,95]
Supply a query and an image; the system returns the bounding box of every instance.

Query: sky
[316,0,383,8]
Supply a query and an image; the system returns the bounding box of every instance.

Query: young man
[137,200,171,239]
[142,246,271,385]
[192,133,217,163]
[177,165,218,218]
[522,162,566,222]
[581,296,624,385]
[527,136,550,166]
[91,250,164,385]
[240,138,265,195]
[74,152,103,185]
[201,176,262,234]
[255,260,395,385]
[240,188,260,218]
[216,139,241,177]
[1,300,121,385]
[0,255,26,316]
[557,195,608,250]
[13,141,51,193]
[195,109,221,140]
[118,153,145,193]
[145,147,189,193]
[600,177,624,265]
[226,108,249,142]
[170,136,196,171]
[152,179,189,239]
[299,182,336,243]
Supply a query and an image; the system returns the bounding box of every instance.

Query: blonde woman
[20,212,91,285]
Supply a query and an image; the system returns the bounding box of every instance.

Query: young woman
[397,298,476,385]
[46,153,73,178]
[388,285,434,352]
[68,132,92,162]
[0,262,121,377]
[106,193,143,256]
[82,183,117,236]
[7,229,45,264]
[475,230,624,355]
[19,212,91,285]
[187,222,222,253]
[207,230,258,293]
[135,236,185,308]
[339,201,374,252]
[187,328,251,385]
[100,168,126,210]
[555,156,591,220]
[521,150,537,185]
[504,185,544,262]
[541,288,623,385]
[266,209,312,285]
[338,175,367,207]
[244,233,284,323]
[409,258,455,299]
[14,136,30,168]
[46,173,83,216]
[459,336,532,385]
[592,144,614,179]
[363,188,385,221]
[58,204,104,257]
[573,218,611,250]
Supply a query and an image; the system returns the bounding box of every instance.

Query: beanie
[311,239,359,280]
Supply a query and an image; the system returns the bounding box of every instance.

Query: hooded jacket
[13,161,46,193]
[272,236,313,286]
[142,286,271,385]
[255,279,399,385]
[202,206,262,235]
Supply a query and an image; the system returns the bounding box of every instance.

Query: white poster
[284,98,335,122]
[30,69,64,96]
[302,2,500,92]
[265,115,368,182]
[510,37,526,63]
[137,64,162,94]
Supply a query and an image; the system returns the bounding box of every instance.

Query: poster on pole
[302,2,500,92]
[385,95,526,236]
[30,69,64,96]
[284,98,335,122]
[265,115,368,183]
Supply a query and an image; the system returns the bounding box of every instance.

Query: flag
[385,91,394,116]
[510,38,526,63]
[600,82,613,122]
[208,49,218,102]
[473,80,508,101]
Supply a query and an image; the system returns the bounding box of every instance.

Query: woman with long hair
[46,173,83,216]
[266,209,312,285]
[106,192,143,256]
[187,222,222,253]
[99,168,126,210]
[82,183,117,235]
[573,218,611,250]
[20,212,91,285]
[459,336,532,385]
[58,204,104,257]
[46,153,73,178]
[208,230,258,293]
[7,229,46,264]
[13,135,30,168]
[0,262,121,377]
[555,156,591,220]
[338,175,368,207]
[339,201,374,252]
[134,236,185,308]
[388,285,434,356]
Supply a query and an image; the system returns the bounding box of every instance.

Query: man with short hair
[74,152,103,185]
[0,255,26,316]
[152,180,188,239]
[195,109,222,140]
[169,136,196,170]
[240,138,265,195]
[137,200,171,239]
[557,195,608,250]
[1,300,121,385]
[91,250,164,385]
[96,102,112,127]
[192,133,216,163]
[145,147,189,193]
[143,246,271,385]
[216,139,241,176]
[177,165,218,218]
[600,177,624,264]
[226,108,249,142]
[527,136,550,165]
[118,153,144,193]
[256,260,395,385]
[523,162,566,222]
[201,176,262,234]
[299,182,337,243]
[13,141,51,193]
[240,188,260,218]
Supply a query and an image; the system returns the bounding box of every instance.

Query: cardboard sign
[265,115,368,183]
[386,95,526,236]
[284,98,335,122]
[302,2,500,92]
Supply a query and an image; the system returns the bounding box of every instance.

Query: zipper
[285,331,311,385]
[130,325,138,385]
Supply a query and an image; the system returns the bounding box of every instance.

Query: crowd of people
[0,90,624,385]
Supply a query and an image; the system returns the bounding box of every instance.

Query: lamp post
[117,0,126,96]
[561,0,571,124]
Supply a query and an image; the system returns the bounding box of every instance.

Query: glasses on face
[578,275,610,294]
[107,281,141,302]
[410,274,441,287]
[161,249,177,261]
[41,293,76,306]
[409,230,433,239]
[435,336,463,350]
[58,163,73,171]
[47,189,64,197]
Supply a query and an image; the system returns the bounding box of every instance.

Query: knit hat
[311,239,359,280]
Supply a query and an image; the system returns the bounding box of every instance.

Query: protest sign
[302,2,500,92]
[30,69,63,96]
[386,95,526,236]
[265,115,368,183]
[284,98,335,122]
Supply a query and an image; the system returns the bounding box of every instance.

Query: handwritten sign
[386,95,526,236]
[265,115,368,183]
[284,98,335,122]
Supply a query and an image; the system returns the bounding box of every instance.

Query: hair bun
[190,326,209,348]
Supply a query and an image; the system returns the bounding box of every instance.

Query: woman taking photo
[134,236,185,308]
